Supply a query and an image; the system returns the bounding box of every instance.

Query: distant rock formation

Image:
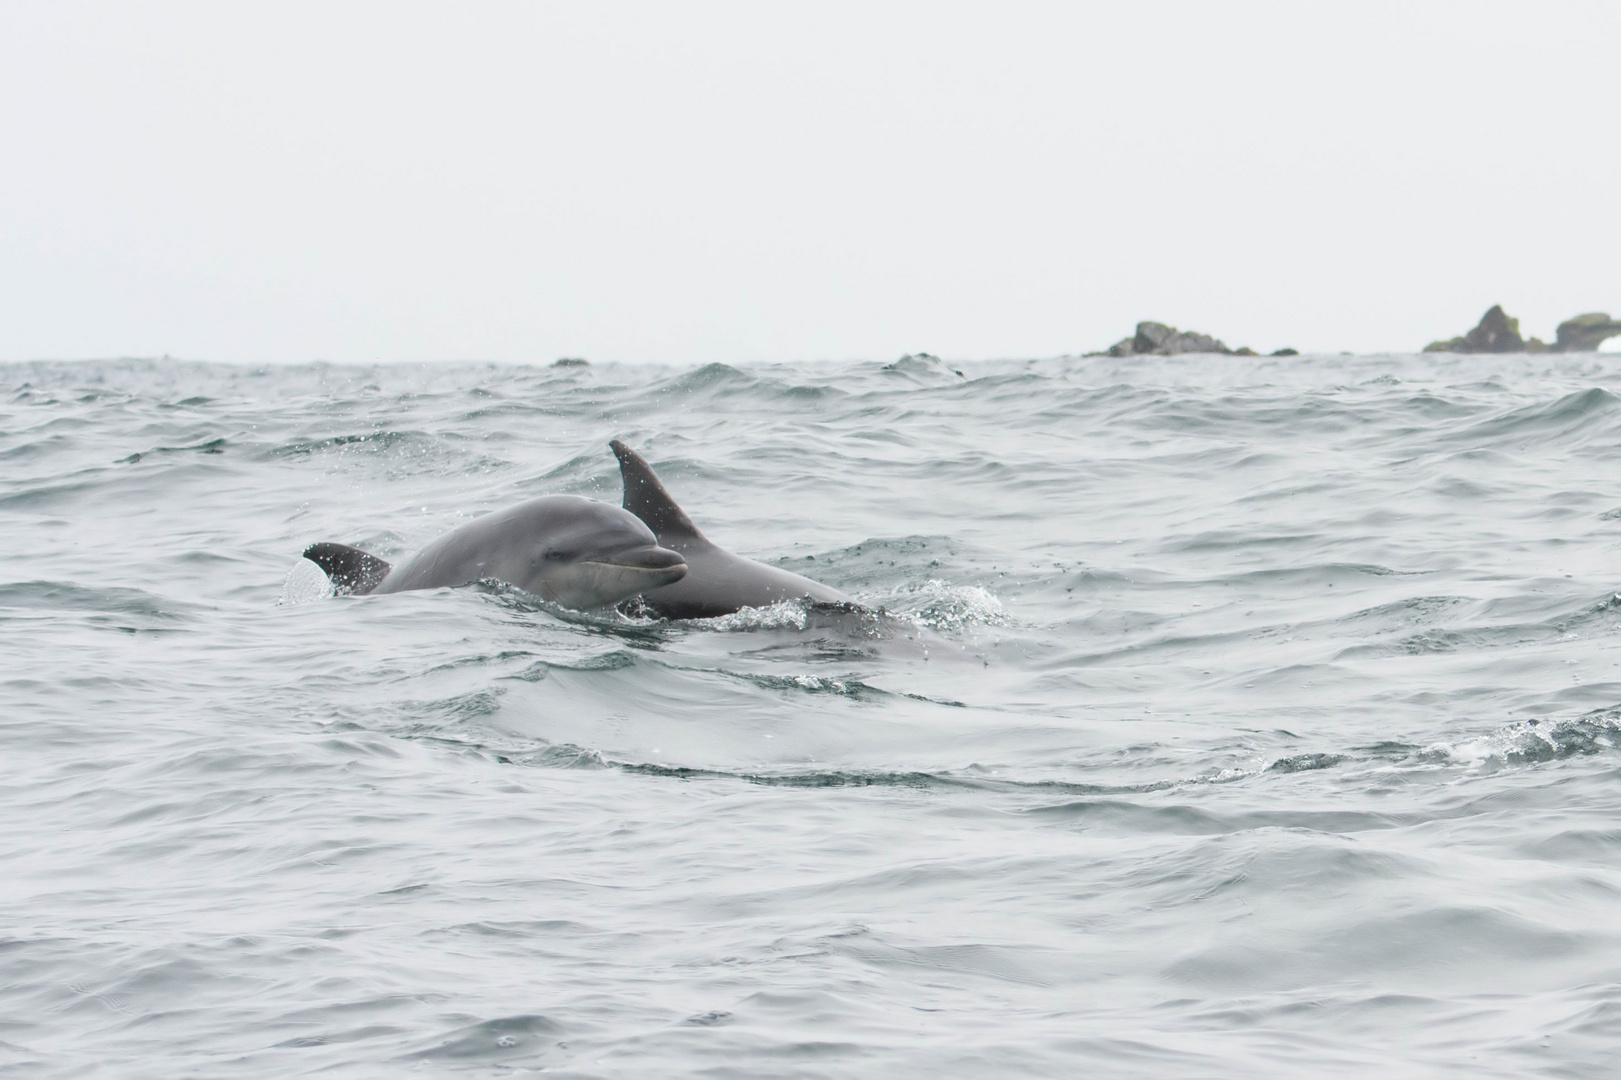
[1110,321,1229,356]
[1423,306,1621,354]
[1095,321,1291,358]
[552,357,589,367]
[1104,321,1233,357]
[1423,305,1535,353]
[1555,313,1621,353]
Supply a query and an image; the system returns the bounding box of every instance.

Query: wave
[881,579,1008,631]
[1445,386,1621,449]
[270,430,434,457]
[1423,710,1621,766]
[402,1013,565,1063]
[0,580,191,621]
[1336,591,1621,659]
[117,436,227,463]
[878,353,966,385]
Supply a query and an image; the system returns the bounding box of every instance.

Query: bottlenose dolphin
[301,494,688,610]
[610,440,855,619]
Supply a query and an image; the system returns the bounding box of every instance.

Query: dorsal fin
[302,542,392,595]
[610,440,706,544]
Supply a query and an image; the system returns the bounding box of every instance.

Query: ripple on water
[6,354,1621,1077]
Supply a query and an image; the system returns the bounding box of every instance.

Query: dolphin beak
[601,545,688,583]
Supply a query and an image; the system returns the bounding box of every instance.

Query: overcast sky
[1,1,1616,364]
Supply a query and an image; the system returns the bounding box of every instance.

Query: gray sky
[1,1,1616,364]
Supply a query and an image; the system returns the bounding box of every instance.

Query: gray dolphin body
[302,494,688,610]
[610,440,855,619]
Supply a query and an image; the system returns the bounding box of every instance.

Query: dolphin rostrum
[609,440,854,619]
[301,494,688,610]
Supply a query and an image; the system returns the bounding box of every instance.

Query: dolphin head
[511,496,687,609]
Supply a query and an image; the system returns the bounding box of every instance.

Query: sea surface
[4,352,1621,1078]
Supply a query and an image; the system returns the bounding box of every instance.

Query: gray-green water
[5,353,1621,1077]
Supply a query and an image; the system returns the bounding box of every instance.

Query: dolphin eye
[544,549,569,561]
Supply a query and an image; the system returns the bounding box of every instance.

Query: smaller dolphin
[301,495,688,610]
[610,440,855,619]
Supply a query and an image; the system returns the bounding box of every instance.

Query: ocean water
[4,352,1621,1078]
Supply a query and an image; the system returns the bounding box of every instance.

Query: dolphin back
[610,439,856,618]
[302,542,393,596]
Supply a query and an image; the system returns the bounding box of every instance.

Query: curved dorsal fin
[302,542,392,595]
[610,440,706,544]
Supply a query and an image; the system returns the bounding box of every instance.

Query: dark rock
[1424,307,1621,354]
[552,357,589,367]
[1468,305,1526,351]
[1162,330,1231,355]
[1234,347,1258,356]
[1555,313,1621,353]
[1423,304,1525,353]
[1104,321,1234,357]
[1135,321,1177,352]
[1271,347,1299,356]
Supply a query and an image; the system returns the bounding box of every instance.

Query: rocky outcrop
[1105,321,1234,357]
[1088,307,1618,359]
[1423,306,1621,354]
[1423,305,1536,353]
[1555,313,1621,353]
[1094,321,1296,357]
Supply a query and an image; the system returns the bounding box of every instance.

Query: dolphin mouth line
[582,558,688,574]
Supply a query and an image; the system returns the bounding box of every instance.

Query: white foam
[277,557,336,606]
[1426,712,1621,766]
[704,600,811,631]
[885,579,1008,631]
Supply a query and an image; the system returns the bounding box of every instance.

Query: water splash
[1426,711,1621,767]
[884,579,1008,631]
[277,558,335,605]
